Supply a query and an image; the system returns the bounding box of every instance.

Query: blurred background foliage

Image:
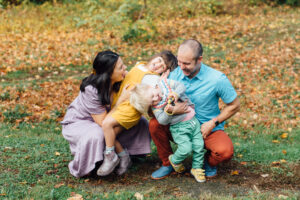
[0,0,298,128]
[1,0,299,8]
[1,0,298,42]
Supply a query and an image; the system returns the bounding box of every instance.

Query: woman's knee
[85,128,104,143]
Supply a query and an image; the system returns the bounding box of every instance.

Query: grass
[229,125,300,164]
[0,122,299,199]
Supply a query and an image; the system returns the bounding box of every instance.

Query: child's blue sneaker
[151,165,174,180]
[204,160,217,178]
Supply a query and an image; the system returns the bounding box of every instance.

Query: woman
[61,51,151,178]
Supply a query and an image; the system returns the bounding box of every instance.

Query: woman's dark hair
[80,50,121,105]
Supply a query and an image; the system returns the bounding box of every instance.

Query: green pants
[170,117,204,169]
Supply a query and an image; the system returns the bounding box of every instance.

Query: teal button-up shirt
[169,63,237,132]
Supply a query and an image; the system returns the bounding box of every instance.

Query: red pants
[149,118,234,166]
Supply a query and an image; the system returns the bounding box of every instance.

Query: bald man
[149,39,240,179]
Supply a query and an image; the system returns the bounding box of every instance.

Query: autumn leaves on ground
[0,0,299,199]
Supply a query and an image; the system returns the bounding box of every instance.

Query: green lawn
[0,122,299,199]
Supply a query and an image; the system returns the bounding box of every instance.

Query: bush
[0,0,80,7]
[249,0,299,6]
[122,19,157,42]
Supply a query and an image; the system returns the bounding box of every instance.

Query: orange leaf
[54,183,64,188]
[282,150,287,154]
[272,161,280,165]
[231,170,239,175]
[280,133,288,139]
[272,140,280,144]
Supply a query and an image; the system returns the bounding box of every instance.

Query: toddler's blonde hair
[130,84,152,116]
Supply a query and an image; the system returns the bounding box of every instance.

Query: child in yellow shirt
[97,50,178,176]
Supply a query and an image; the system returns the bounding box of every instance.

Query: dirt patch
[217,161,300,191]
[84,158,300,198]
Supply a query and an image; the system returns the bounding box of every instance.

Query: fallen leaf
[240,161,247,165]
[272,140,280,143]
[55,152,60,156]
[280,133,288,139]
[282,150,287,154]
[278,194,288,199]
[54,183,64,188]
[134,192,144,200]
[67,193,83,200]
[231,170,239,175]
[272,161,280,165]
[261,174,269,178]
[253,185,260,193]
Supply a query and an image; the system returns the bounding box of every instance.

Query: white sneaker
[116,149,132,175]
[191,168,206,183]
[97,151,120,176]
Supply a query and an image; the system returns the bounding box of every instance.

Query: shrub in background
[249,0,299,6]
[0,0,80,7]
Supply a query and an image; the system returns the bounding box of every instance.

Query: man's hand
[169,101,190,115]
[201,120,215,139]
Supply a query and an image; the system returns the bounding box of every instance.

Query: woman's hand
[91,112,107,127]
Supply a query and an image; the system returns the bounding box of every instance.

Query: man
[149,39,240,179]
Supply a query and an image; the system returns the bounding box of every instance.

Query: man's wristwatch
[212,118,220,126]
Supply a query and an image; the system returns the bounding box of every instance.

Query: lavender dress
[61,85,151,178]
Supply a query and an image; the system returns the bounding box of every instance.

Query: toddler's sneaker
[168,155,185,173]
[116,149,132,175]
[97,151,120,176]
[191,168,206,183]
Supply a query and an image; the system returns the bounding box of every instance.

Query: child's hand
[168,92,178,104]
[164,104,174,115]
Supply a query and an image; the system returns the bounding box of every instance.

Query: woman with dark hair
[61,51,151,178]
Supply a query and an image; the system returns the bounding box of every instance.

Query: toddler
[130,78,206,182]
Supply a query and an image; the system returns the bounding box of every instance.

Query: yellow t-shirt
[111,62,157,129]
